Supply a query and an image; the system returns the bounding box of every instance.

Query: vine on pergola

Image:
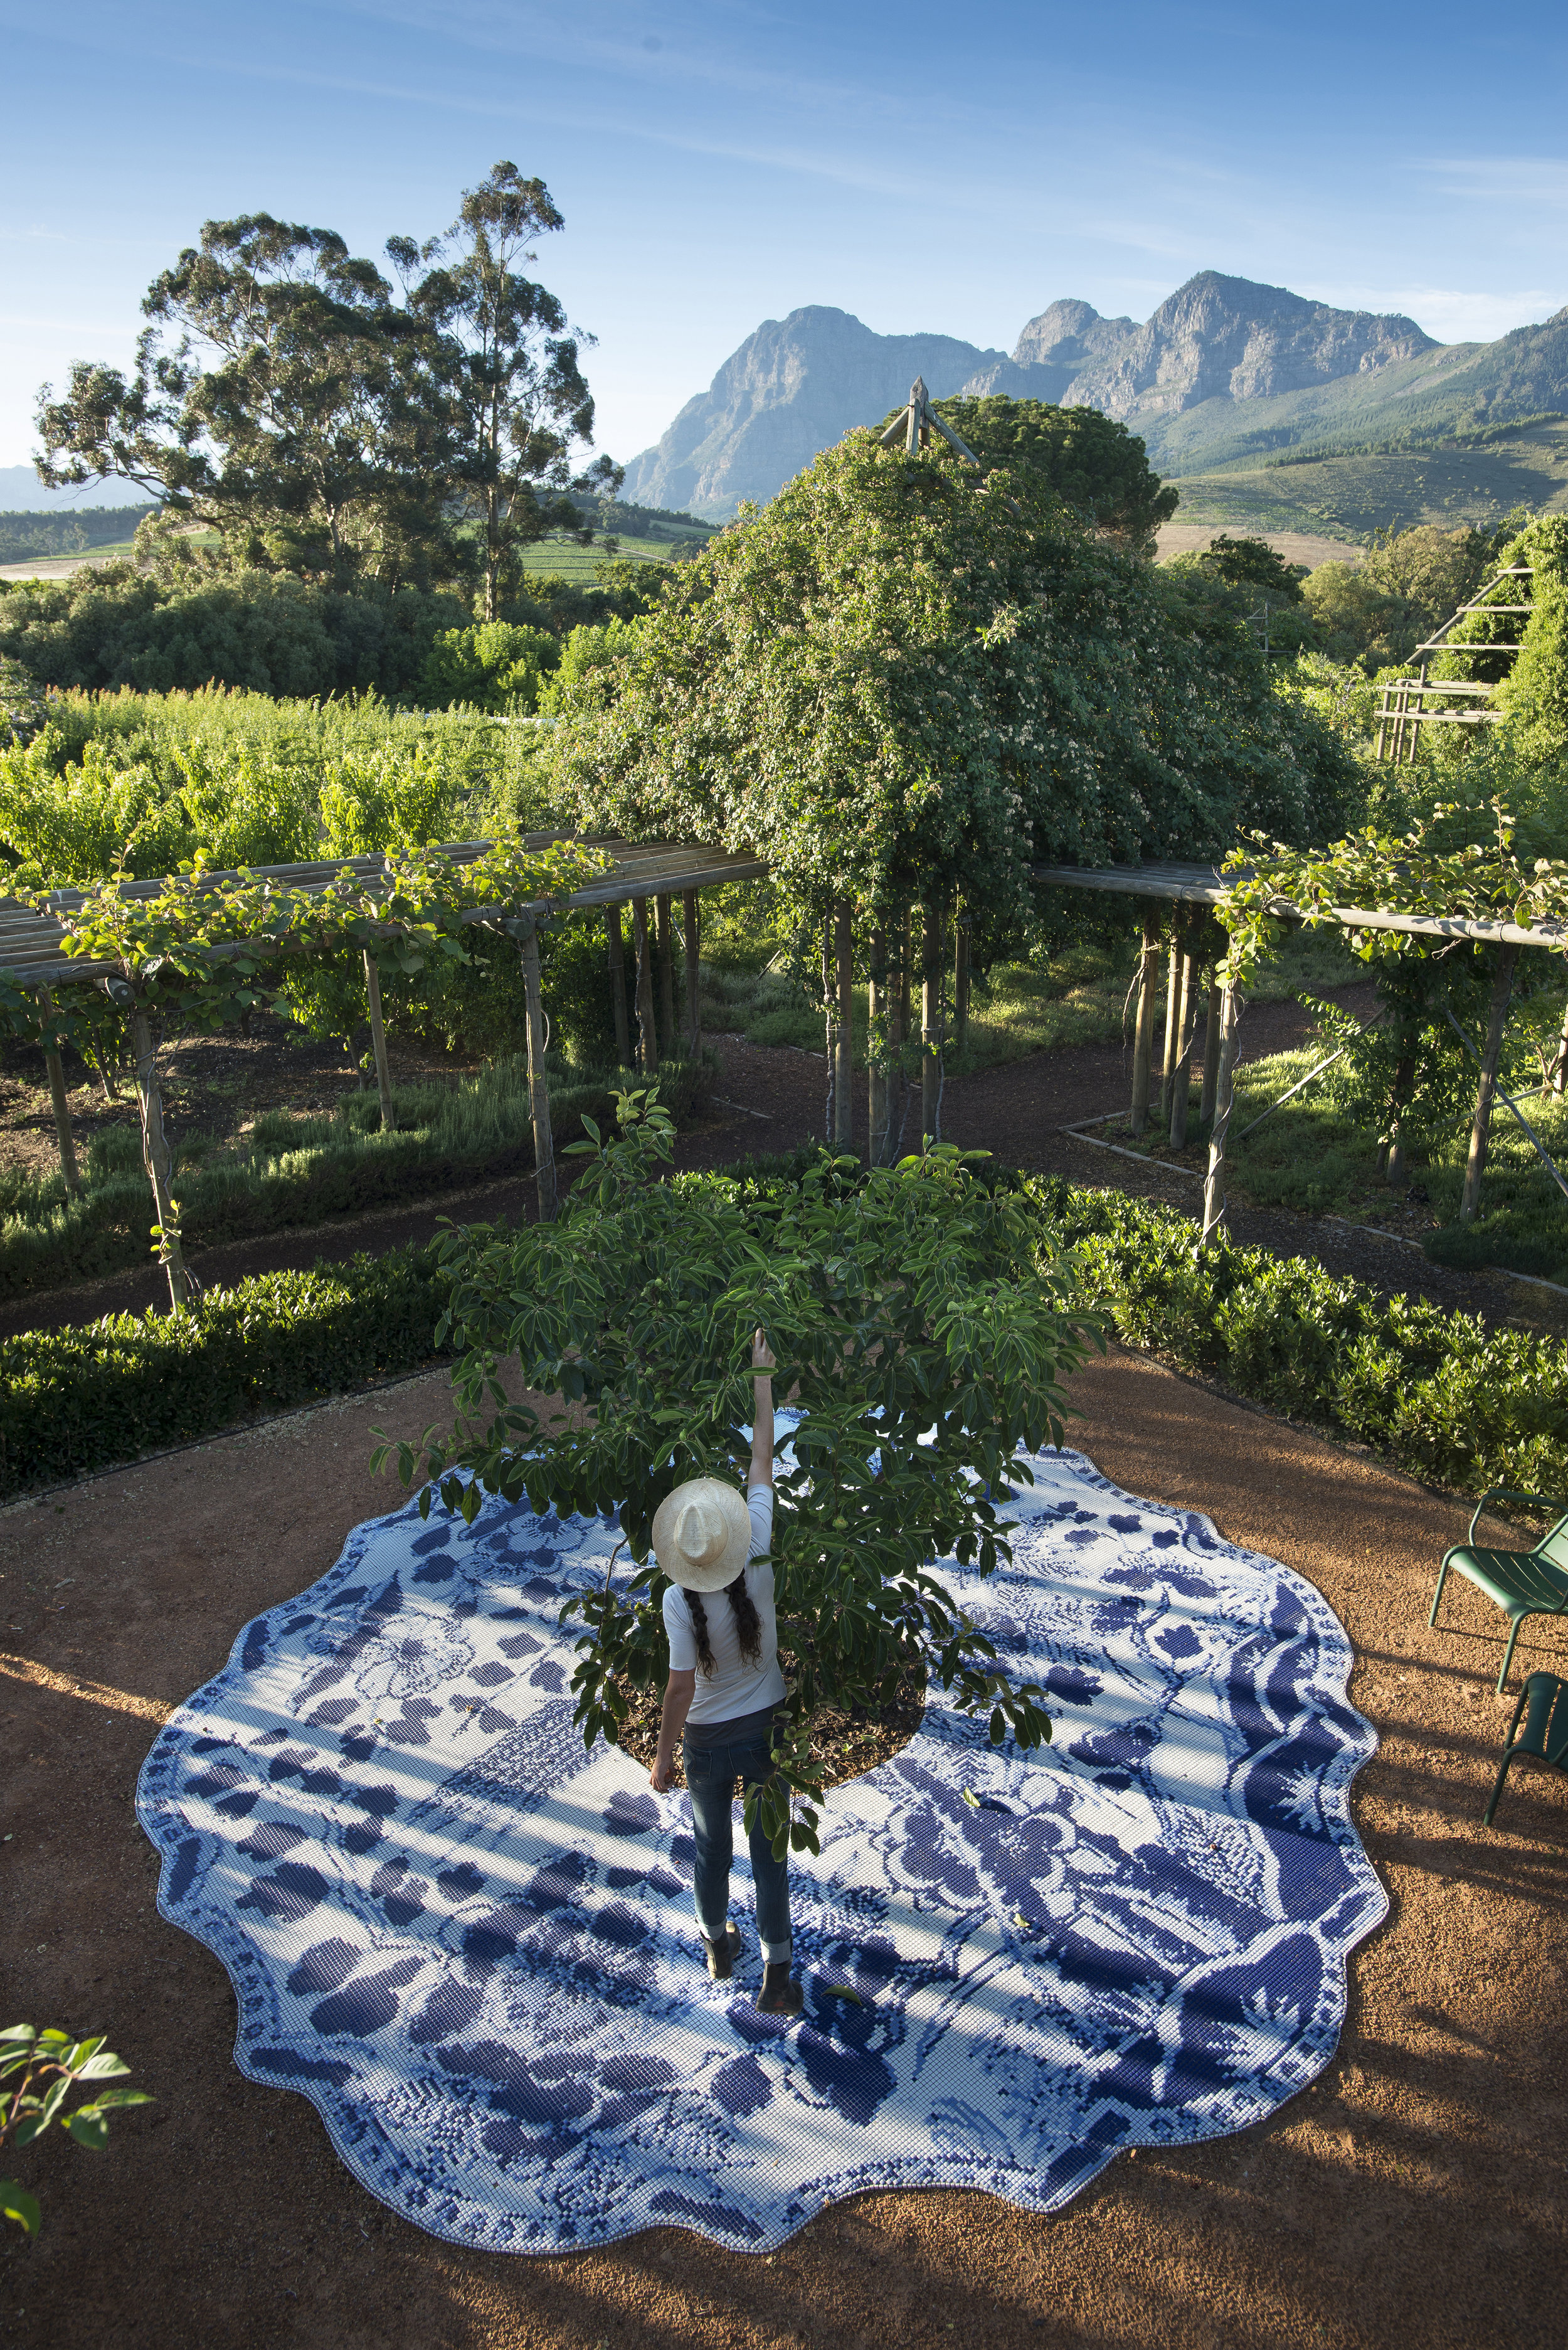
[2,832,605,1309]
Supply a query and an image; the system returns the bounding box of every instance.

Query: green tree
[376,1098,1094,1848]
[419,619,559,713]
[34,216,435,587]
[391,164,620,621]
[879,395,1177,555]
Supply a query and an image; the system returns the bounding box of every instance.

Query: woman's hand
[752,1328,776,1375]
[649,1750,676,1794]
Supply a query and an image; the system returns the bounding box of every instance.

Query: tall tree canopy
[34,166,614,600]
[876,395,1178,556]
[544,433,1358,941]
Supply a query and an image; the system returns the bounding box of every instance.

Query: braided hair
[682,1572,763,1676]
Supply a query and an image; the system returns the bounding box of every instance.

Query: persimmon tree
[374,1093,1099,1856]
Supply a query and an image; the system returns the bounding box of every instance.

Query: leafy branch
[1,2023,154,2240]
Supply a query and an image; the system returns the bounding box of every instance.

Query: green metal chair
[1483,1672,1568,1827]
[1429,1488,1568,1694]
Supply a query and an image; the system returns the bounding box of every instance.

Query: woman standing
[649,1332,802,2017]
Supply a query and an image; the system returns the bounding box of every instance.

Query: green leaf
[1,2177,41,2237]
[64,2109,110,2151]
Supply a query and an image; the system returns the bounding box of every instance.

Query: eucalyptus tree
[391,163,621,620]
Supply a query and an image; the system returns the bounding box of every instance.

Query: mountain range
[622,272,1568,526]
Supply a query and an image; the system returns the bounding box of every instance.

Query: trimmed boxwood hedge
[3,1152,1564,1509]
[0,1243,447,1499]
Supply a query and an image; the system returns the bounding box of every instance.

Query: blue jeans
[682,1716,792,1964]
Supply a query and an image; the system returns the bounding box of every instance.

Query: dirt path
[3,1349,1564,2350]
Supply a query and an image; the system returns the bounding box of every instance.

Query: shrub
[418,621,559,714]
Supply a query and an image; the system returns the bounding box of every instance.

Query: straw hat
[651,1477,753,1593]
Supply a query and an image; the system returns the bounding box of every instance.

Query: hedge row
[1034,1178,1568,1502]
[0,1245,447,1499]
[4,1156,1565,1508]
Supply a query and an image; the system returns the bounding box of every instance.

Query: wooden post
[1199,986,1241,1249]
[130,1006,189,1312]
[921,899,944,1144]
[682,888,701,1056]
[656,892,677,1058]
[1199,972,1222,1125]
[1458,945,1518,1226]
[954,913,971,1058]
[517,916,557,1222]
[363,950,396,1132]
[38,992,81,1195]
[605,903,631,1069]
[1168,943,1196,1152]
[868,927,888,1166]
[632,895,659,1075]
[1130,907,1159,1137]
[834,901,854,1147]
[1159,912,1183,1123]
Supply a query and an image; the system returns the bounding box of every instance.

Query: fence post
[1130,907,1159,1136]
[130,1004,189,1311]
[835,900,854,1147]
[682,888,701,1056]
[1459,945,1519,1225]
[921,900,944,1143]
[1168,938,1196,1151]
[1199,985,1241,1248]
[516,914,558,1222]
[632,896,659,1076]
[363,950,397,1133]
[605,903,631,1069]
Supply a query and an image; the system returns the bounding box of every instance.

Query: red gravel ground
[3,1346,1567,2350]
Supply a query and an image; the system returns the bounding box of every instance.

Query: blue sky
[2,0,1565,493]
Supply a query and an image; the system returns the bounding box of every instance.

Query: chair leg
[1497,1614,1525,1696]
[1482,1752,1515,1828]
[1428,1560,1451,1630]
[1483,1684,1531,1827]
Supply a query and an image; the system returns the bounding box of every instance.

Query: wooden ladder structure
[1374,563,1534,762]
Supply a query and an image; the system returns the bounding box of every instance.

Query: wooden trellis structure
[1032,859,1568,1246]
[1374,563,1534,763]
[1,836,766,1305]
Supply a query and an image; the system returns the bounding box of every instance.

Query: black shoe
[757,1962,802,2016]
[703,1923,742,1981]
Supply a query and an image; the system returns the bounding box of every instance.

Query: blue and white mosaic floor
[137,1447,1385,2252]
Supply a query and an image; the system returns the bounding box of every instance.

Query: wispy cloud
[1412,155,1568,207]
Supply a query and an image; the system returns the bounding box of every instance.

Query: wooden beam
[605,903,631,1068]
[632,896,659,1075]
[1130,907,1159,1136]
[130,1007,189,1312]
[682,888,701,1056]
[835,900,854,1147]
[656,891,677,1057]
[1458,945,1518,1225]
[363,951,397,1133]
[517,916,558,1223]
[1199,986,1241,1250]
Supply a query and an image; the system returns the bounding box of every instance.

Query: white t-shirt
[662,1486,787,1727]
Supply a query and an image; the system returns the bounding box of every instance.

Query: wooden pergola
[1,836,766,1300]
[1033,860,1568,1244]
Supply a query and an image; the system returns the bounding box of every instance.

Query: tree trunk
[921,899,945,1144]
[894,913,911,1153]
[1168,944,1196,1152]
[39,994,81,1195]
[1130,907,1160,1137]
[868,927,888,1166]
[130,1008,189,1312]
[1199,986,1241,1249]
[1199,974,1222,1125]
[363,952,396,1132]
[632,896,659,1076]
[1551,997,1568,1100]
[656,892,677,1057]
[1383,1042,1417,1187]
[1159,913,1184,1124]
[834,901,854,1147]
[1459,946,1518,1226]
[605,903,631,1069]
[954,915,971,1058]
[682,889,701,1056]
[822,915,838,1144]
[517,918,557,1221]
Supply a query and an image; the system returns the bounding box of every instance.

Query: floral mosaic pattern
[137,1448,1386,2252]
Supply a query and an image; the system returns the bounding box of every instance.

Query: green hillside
[1168,415,1568,543]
